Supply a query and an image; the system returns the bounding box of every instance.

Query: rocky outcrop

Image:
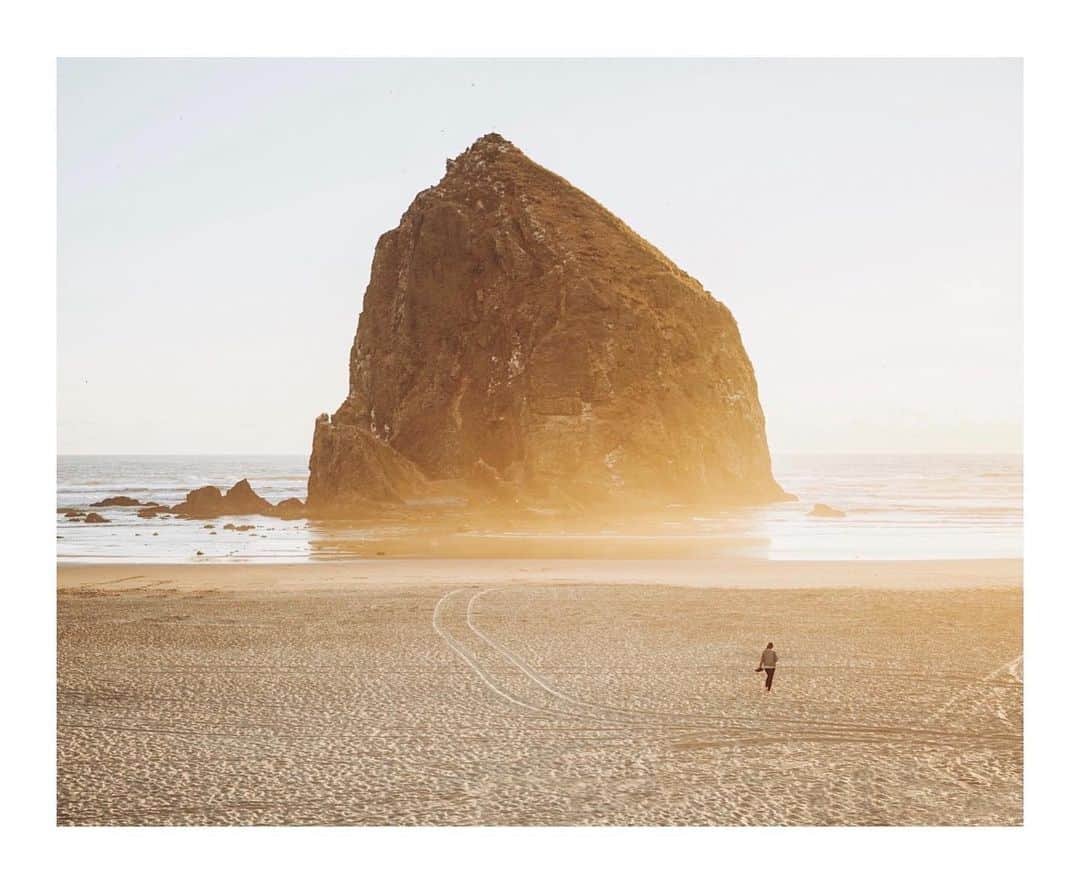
[223,479,273,515]
[273,498,306,519]
[172,486,227,518]
[169,481,307,519]
[808,503,845,518]
[83,512,110,523]
[308,133,786,514]
[91,496,141,507]
[308,415,431,512]
[172,480,270,519]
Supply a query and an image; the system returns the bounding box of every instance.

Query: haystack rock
[308,133,786,514]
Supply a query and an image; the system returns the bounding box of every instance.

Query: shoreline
[57,556,1022,593]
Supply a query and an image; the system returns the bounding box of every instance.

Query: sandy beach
[56,558,1022,825]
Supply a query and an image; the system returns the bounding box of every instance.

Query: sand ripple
[58,577,1021,825]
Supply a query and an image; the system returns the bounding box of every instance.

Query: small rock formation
[273,498,306,519]
[808,503,845,518]
[63,511,83,519]
[83,512,110,523]
[171,479,275,519]
[172,485,229,518]
[224,479,273,515]
[308,133,785,515]
[90,496,141,507]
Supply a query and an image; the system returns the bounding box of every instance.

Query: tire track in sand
[923,653,1024,731]
[436,588,761,735]
[461,587,1022,746]
[432,588,633,727]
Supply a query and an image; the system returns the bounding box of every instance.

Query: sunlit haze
[58,58,1021,455]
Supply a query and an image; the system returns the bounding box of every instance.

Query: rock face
[308,416,431,509]
[308,133,785,513]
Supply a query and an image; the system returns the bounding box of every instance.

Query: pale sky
[58,59,1021,455]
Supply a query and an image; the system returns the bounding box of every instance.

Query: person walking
[756,642,778,693]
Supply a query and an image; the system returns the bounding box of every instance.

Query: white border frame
[5,1,1076,874]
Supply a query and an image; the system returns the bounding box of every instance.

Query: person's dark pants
[764,668,775,691]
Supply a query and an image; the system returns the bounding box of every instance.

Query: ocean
[56,453,1022,563]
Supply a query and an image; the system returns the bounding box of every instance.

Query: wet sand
[57,559,1022,825]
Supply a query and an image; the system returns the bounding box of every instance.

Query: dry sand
[57,559,1022,825]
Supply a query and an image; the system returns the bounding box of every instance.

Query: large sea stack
[308,133,785,515]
